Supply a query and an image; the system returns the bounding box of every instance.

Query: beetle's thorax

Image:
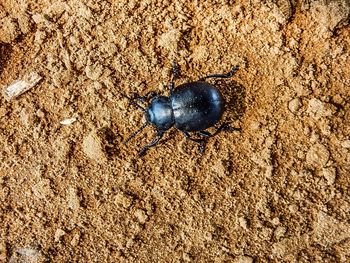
[146,96,174,130]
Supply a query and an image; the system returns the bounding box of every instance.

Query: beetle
[123,62,240,156]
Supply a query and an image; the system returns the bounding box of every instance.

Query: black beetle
[123,62,239,156]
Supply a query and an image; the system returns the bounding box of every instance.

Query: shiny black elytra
[123,63,239,156]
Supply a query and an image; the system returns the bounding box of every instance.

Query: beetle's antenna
[124,122,148,144]
[121,94,146,112]
[130,101,146,111]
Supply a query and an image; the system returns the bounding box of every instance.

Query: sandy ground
[1,0,350,262]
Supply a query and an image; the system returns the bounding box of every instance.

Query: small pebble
[60,117,77,125]
[134,209,148,224]
[341,140,350,149]
[54,229,66,242]
[321,167,336,185]
[114,193,133,208]
[306,143,330,167]
[288,98,302,114]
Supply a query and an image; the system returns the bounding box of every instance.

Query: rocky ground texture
[1,0,350,262]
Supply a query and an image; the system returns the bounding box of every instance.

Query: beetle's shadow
[211,79,246,122]
[97,127,122,158]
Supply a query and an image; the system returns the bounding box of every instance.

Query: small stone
[3,72,42,100]
[321,167,336,185]
[341,140,350,149]
[204,232,213,241]
[54,229,66,242]
[82,131,106,162]
[315,211,350,246]
[36,109,44,118]
[32,179,52,199]
[238,217,248,230]
[134,209,148,224]
[60,117,77,125]
[32,14,46,24]
[271,217,280,225]
[34,30,46,44]
[114,193,133,208]
[67,187,80,210]
[85,63,103,81]
[10,247,42,263]
[183,252,192,262]
[36,212,44,219]
[250,121,260,130]
[297,150,305,160]
[289,204,298,213]
[274,226,286,239]
[306,143,330,167]
[310,132,320,143]
[259,227,272,240]
[307,98,323,117]
[70,233,80,246]
[288,98,302,114]
[307,98,332,119]
[303,126,311,136]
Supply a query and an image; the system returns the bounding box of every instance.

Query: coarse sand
[1,0,350,262]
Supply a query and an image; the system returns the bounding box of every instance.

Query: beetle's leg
[124,122,149,145]
[169,61,180,95]
[198,123,241,137]
[172,60,180,79]
[138,131,164,156]
[131,91,159,104]
[122,91,159,112]
[169,82,175,95]
[197,130,212,137]
[199,65,239,81]
[182,131,207,153]
[121,93,146,112]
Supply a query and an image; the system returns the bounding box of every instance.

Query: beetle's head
[123,94,174,145]
[146,96,174,131]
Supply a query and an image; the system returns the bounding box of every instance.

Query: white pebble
[60,117,77,125]
[3,72,42,100]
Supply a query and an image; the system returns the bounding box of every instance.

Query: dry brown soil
[1,0,350,262]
